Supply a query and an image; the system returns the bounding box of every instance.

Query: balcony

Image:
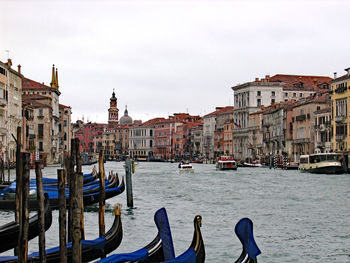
[335,87,347,93]
[335,115,346,123]
[336,134,346,141]
[293,138,310,144]
[296,114,306,121]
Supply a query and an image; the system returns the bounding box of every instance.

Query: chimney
[334,72,337,79]
[7,59,12,68]
[345,68,350,76]
[265,75,270,82]
[17,64,21,74]
[255,77,259,82]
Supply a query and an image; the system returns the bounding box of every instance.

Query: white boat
[298,153,345,174]
[178,162,194,173]
[216,156,237,170]
[243,161,263,168]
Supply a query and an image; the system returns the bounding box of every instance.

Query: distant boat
[216,156,237,170]
[178,162,194,173]
[298,153,345,174]
[243,161,263,168]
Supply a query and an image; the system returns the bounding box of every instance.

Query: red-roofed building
[21,65,70,165]
[203,106,234,160]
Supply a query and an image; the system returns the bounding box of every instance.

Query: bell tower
[108,89,119,125]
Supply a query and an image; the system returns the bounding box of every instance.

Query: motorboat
[243,161,263,168]
[178,162,194,173]
[298,153,345,174]
[216,156,237,170]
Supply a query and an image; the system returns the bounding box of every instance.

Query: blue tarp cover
[162,248,196,263]
[154,207,175,260]
[96,248,149,263]
[235,218,261,259]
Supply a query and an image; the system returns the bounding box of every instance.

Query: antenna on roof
[5,50,10,59]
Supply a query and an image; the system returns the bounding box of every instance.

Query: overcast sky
[2,0,350,123]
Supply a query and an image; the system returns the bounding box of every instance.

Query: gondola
[0,193,52,253]
[233,218,261,263]
[95,208,205,263]
[0,176,125,210]
[0,204,123,262]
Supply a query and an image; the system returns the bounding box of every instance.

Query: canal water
[0,162,349,262]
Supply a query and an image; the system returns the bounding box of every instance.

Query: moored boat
[0,204,123,262]
[0,176,125,210]
[216,156,237,170]
[95,207,205,263]
[0,193,52,253]
[298,153,345,174]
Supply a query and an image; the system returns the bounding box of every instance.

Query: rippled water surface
[1,162,350,262]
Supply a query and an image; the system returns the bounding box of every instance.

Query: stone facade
[0,60,23,164]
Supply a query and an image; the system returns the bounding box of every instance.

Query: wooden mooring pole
[68,139,76,243]
[58,169,67,263]
[18,153,30,263]
[14,127,22,256]
[98,150,106,257]
[35,161,46,262]
[125,156,133,207]
[72,172,83,263]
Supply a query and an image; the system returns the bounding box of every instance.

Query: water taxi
[178,162,194,173]
[298,153,345,174]
[216,156,237,170]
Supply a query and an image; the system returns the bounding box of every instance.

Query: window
[293,93,296,98]
[257,99,261,107]
[257,91,261,96]
[271,99,275,104]
[39,142,43,151]
[64,120,67,127]
[300,93,303,97]
[58,124,62,132]
[271,91,275,96]
[38,108,43,117]
[284,92,288,97]
[38,124,44,137]
[64,133,67,141]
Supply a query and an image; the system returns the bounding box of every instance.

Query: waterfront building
[232,74,332,160]
[213,106,234,158]
[58,104,72,161]
[188,122,203,159]
[223,120,234,156]
[173,117,203,160]
[331,68,350,152]
[154,118,174,160]
[314,106,332,153]
[248,109,264,162]
[0,59,23,165]
[74,122,105,153]
[291,94,329,160]
[262,101,294,158]
[102,127,118,160]
[203,107,233,160]
[129,118,163,159]
[22,65,62,164]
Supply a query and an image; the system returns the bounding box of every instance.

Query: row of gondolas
[0,172,261,262]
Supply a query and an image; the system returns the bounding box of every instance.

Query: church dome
[119,106,133,125]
